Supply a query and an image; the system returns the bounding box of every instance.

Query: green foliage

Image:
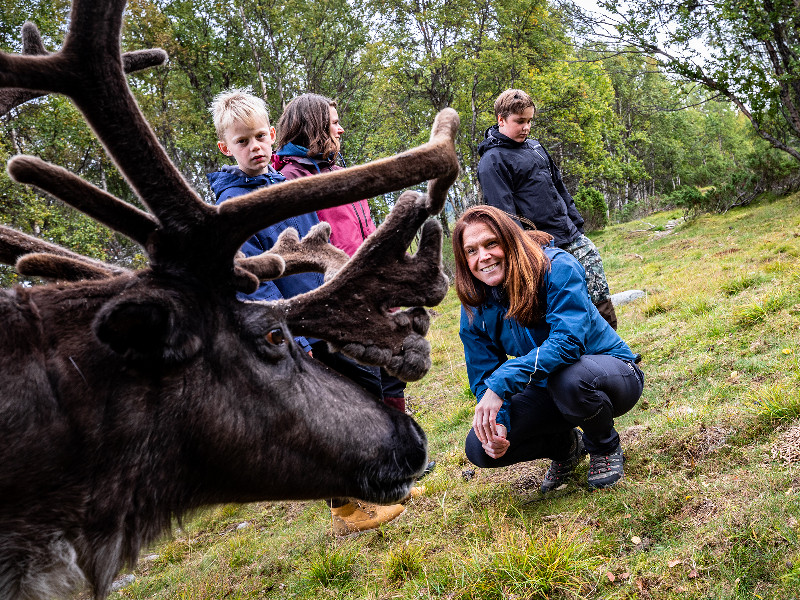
[3,0,794,256]
[600,0,800,168]
[573,186,608,230]
[667,185,707,218]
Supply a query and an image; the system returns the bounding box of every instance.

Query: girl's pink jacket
[276,156,376,256]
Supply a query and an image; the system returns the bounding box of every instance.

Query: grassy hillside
[106,193,800,600]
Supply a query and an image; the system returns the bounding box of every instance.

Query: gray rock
[111,574,135,592]
[611,290,646,306]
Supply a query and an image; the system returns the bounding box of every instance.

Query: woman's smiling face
[462,221,507,287]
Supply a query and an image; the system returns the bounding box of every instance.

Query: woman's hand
[481,423,510,459]
[473,388,504,444]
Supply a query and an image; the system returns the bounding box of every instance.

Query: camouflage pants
[562,234,611,305]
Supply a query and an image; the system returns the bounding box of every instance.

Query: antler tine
[217,108,461,259]
[122,48,169,73]
[8,156,159,247]
[237,223,349,282]
[0,22,167,117]
[0,21,50,115]
[425,109,461,214]
[0,2,213,235]
[17,253,124,281]
[0,225,128,281]
[21,21,48,55]
[281,190,449,382]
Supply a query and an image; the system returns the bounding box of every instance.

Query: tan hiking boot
[330,501,404,535]
[399,485,425,504]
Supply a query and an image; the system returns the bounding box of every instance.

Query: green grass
[97,192,800,600]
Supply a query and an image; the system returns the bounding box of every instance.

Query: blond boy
[206,89,323,352]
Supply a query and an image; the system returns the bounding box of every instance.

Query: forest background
[1,0,799,278]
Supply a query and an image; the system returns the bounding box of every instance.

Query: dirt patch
[478,460,548,493]
[621,425,650,448]
[713,248,741,257]
[691,425,730,459]
[678,497,719,526]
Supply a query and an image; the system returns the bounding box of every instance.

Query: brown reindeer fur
[0,2,460,599]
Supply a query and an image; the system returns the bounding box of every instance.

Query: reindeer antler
[0,21,167,116]
[0,225,130,280]
[282,190,449,381]
[239,222,350,282]
[0,1,460,380]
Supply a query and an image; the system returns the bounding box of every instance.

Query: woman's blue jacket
[459,246,636,431]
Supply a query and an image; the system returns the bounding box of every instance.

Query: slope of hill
[103,193,800,600]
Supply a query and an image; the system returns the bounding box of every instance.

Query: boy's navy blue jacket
[459,246,637,432]
[207,165,324,353]
[477,126,585,247]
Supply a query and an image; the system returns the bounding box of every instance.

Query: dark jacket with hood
[274,143,376,256]
[207,164,323,353]
[459,246,636,432]
[477,126,584,247]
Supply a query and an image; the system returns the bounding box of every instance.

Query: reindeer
[0,2,460,599]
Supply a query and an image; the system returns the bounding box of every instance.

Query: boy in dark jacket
[477,89,618,329]
[206,88,323,354]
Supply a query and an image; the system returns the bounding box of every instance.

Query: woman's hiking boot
[330,500,404,536]
[587,444,625,489]
[540,429,585,492]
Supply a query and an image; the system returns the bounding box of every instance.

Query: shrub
[667,185,707,218]
[574,186,608,231]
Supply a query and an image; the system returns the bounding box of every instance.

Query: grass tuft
[721,272,769,296]
[455,525,601,600]
[733,293,788,326]
[746,384,800,423]
[304,544,358,588]
[643,296,670,316]
[384,543,424,582]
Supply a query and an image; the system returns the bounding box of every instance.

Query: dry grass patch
[771,424,800,464]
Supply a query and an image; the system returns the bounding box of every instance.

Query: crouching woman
[453,206,644,490]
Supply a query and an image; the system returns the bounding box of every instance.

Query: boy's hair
[452,205,550,327]
[276,93,339,158]
[493,89,536,120]
[210,88,271,141]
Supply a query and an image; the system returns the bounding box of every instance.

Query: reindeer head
[0,2,460,599]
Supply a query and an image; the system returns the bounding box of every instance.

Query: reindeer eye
[265,328,286,345]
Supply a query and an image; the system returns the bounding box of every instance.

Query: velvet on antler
[0,21,167,116]
[0,0,460,380]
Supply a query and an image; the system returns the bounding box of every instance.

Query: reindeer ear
[93,294,202,364]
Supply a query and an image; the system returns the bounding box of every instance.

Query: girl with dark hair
[453,206,644,491]
[273,93,422,534]
[274,93,375,255]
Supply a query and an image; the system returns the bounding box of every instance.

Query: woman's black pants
[465,355,644,467]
